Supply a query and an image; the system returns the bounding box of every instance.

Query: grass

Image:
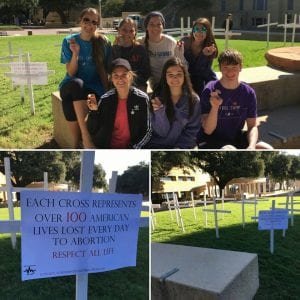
[151,196,300,300]
[0,25,22,30]
[0,207,149,300]
[0,35,299,148]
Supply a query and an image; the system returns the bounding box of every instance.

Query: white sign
[8,62,49,85]
[21,191,142,281]
[258,209,288,230]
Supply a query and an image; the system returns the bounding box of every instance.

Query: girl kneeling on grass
[146,57,201,149]
[86,58,151,149]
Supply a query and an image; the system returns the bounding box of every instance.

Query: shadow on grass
[0,227,149,300]
[36,138,60,149]
[153,216,300,300]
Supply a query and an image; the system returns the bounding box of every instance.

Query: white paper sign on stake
[7,62,51,85]
[258,209,289,230]
[21,191,142,281]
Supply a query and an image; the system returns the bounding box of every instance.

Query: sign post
[258,200,289,254]
[76,151,95,300]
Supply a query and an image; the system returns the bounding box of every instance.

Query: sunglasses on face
[82,17,98,26]
[192,26,207,33]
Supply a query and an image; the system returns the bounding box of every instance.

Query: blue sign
[258,209,289,230]
[21,191,142,281]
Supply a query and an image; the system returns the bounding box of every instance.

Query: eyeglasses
[192,26,207,33]
[82,17,98,26]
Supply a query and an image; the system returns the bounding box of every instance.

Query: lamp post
[98,0,102,29]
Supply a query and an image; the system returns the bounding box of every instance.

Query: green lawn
[151,196,300,300]
[0,35,299,149]
[0,206,149,299]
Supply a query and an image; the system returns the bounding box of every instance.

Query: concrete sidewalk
[1,27,81,36]
[258,104,300,148]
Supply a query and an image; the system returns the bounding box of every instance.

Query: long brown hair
[79,8,109,90]
[190,17,218,58]
[159,57,197,122]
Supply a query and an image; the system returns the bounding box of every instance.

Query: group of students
[59,7,272,150]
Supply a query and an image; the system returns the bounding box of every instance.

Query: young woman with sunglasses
[147,57,201,149]
[112,18,150,93]
[179,17,218,97]
[59,7,111,148]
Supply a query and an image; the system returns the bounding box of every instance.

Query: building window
[160,176,176,181]
[253,0,268,10]
[287,0,294,10]
[253,17,266,26]
[221,0,226,12]
[186,177,195,181]
[239,0,244,10]
[178,176,186,181]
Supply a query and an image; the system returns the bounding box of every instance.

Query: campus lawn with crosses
[0,35,299,148]
[151,196,300,300]
[0,208,149,299]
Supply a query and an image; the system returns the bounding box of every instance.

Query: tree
[0,151,107,190]
[289,156,300,180]
[62,154,107,190]
[101,0,125,18]
[268,154,291,190]
[38,0,89,24]
[0,0,39,23]
[190,152,264,196]
[151,151,264,197]
[93,163,107,190]
[151,151,191,190]
[0,151,66,187]
[116,162,149,195]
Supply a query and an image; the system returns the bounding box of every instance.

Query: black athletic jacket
[87,87,151,149]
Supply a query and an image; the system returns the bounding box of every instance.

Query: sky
[94,150,150,181]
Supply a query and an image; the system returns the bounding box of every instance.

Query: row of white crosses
[163,190,233,238]
[278,190,300,237]
[258,13,300,48]
[0,42,54,115]
[0,157,48,249]
[232,193,269,228]
[164,16,241,50]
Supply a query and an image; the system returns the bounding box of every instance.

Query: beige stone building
[151,167,272,203]
[199,0,300,30]
[152,167,211,202]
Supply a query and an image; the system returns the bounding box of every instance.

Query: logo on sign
[23,265,36,275]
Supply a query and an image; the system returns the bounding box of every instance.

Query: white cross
[257,13,278,48]
[202,198,231,238]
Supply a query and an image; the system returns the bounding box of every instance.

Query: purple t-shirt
[201,80,257,141]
